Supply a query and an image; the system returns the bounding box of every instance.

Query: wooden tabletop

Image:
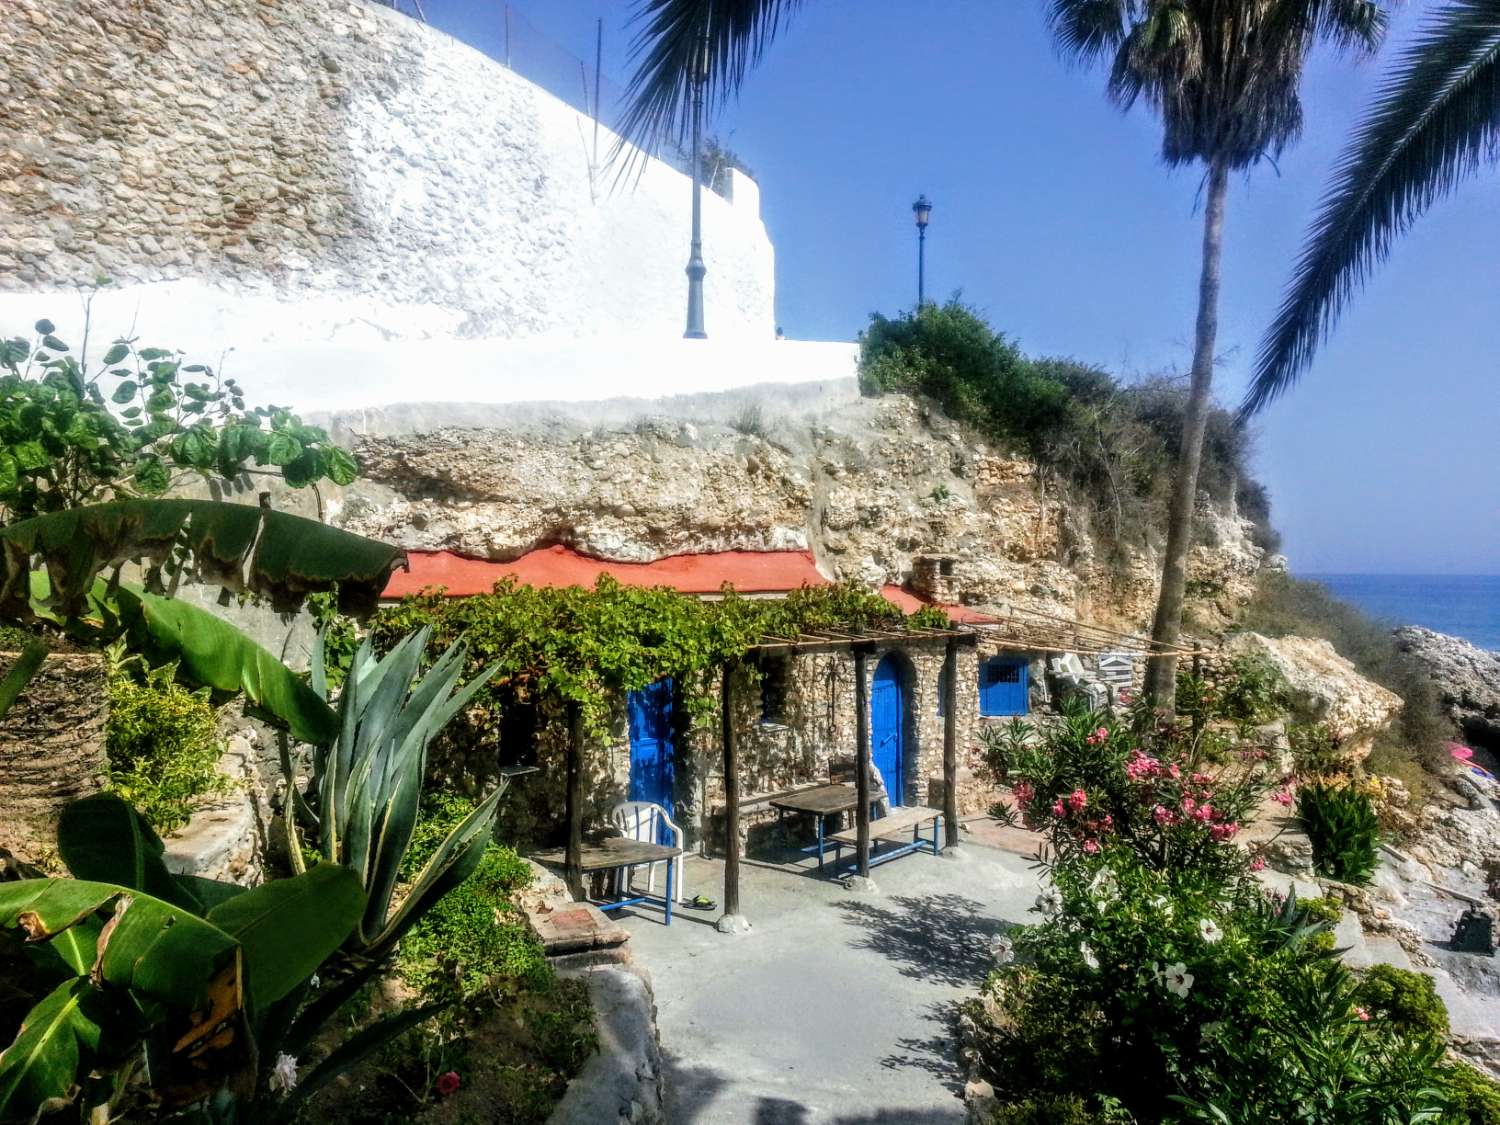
[532,837,683,873]
[769,783,858,816]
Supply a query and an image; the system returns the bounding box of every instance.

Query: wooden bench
[826,804,944,871]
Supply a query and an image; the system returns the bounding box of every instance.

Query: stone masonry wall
[0,0,774,346]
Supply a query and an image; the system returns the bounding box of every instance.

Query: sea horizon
[1300,572,1500,653]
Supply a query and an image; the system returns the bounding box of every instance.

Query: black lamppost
[683,31,709,339]
[912,194,932,307]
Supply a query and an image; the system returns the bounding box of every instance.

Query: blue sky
[424,1,1500,576]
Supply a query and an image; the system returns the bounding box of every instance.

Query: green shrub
[1300,894,1344,954]
[1299,783,1381,884]
[104,651,228,833]
[1217,654,1291,730]
[988,1093,1133,1124]
[1353,964,1449,1038]
[1441,1060,1500,1125]
[396,792,546,998]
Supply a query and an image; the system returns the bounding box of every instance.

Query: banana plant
[276,628,506,1053]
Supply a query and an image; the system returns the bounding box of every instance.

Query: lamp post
[912,194,932,307]
[683,31,709,339]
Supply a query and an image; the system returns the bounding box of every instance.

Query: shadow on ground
[664,1057,965,1125]
[838,892,1009,988]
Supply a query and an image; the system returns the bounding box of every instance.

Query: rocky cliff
[328,380,1268,632]
[1396,626,1500,754]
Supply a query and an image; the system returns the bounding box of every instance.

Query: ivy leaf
[0,453,18,497]
[266,432,301,467]
[133,455,169,494]
[41,335,68,352]
[110,380,138,404]
[281,450,321,487]
[12,440,49,471]
[137,347,170,361]
[320,446,358,487]
[101,343,130,365]
[145,387,175,413]
[33,319,55,335]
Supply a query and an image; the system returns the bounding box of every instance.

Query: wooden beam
[564,701,584,901]
[853,646,871,879]
[942,637,960,849]
[720,660,743,922]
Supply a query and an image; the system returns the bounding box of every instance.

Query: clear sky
[423,1,1500,576]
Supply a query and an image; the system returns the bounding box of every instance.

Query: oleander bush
[103,647,229,833]
[1353,963,1449,1039]
[1299,782,1381,884]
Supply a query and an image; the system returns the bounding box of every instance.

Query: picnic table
[533,837,683,925]
[769,783,863,871]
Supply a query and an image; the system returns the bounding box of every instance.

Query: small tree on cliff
[1047,0,1388,705]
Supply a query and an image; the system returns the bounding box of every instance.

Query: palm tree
[1048,0,1387,704]
[1244,0,1500,415]
[618,1,1386,707]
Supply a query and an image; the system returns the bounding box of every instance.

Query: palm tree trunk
[1144,160,1230,708]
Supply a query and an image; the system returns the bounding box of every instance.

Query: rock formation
[1395,626,1500,753]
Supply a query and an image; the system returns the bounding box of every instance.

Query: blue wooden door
[627,677,675,811]
[870,654,906,808]
[980,657,1029,716]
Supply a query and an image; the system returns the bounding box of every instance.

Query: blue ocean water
[1303,574,1500,653]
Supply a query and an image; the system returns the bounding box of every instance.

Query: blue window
[979,657,1029,717]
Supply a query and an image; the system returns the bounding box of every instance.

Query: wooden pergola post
[942,636,960,850]
[853,644,872,879]
[564,701,584,901]
[718,660,748,932]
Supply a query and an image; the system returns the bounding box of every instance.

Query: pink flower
[1153,805,1175,826]
[1086,726,1110,746]
[1167,763,1181,780]
[1272,787,1294,808]
[1210,821,1239,841]
[436,1071,461,1097]
[1181,797,1197,815]
[1082,838,1101,855]
[1013,781,1034,806]
[1068,788,1088,813]
[1052,800,1066,817]
[1355,1007,1370,1022]
[1118,690,1134,705]
[1192,772,1212,787]
[1101,814,1114,831]
[1193,804,1215,823]
[1249,855,1266,872]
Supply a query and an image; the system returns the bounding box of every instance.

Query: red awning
[878,584,1002,626]
[383,545,829,599]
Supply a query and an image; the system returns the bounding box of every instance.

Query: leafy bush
[396,792,546,998]
[1353,963,1449,1038]
[0,318,356,522]
[1442,1060,1500,1125]
[1216,654,1291,730]
[1299,782,1381,884]
[858,301,1267,559]
[104,649,228,832]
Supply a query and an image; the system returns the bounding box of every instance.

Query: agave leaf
[112,584,338,745]
[0,498,406,621]
[0,977,104,1120]
[206,864,363,1014]
[56,794,202,914]
[369,780,507,957]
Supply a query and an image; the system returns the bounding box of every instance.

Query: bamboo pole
[720,661,742,923]
[564,702,584,901]
[942,637,960,849]
[853,646,871,879]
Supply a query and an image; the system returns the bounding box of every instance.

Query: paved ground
[617,822,1043,1124]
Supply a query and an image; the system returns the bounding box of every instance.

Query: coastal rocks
[1395,626,1500,753]
[1225,633,1403,757]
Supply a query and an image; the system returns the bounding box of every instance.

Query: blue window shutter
[980,658,1028,717]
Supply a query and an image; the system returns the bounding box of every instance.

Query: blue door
[870,654,906,808]
[980,657,1029,716]
[627,677,675,811]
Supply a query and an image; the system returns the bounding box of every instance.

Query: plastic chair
[610,800,685,904]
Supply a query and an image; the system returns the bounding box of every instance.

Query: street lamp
[912,194,932,307]
[683,31,710,339]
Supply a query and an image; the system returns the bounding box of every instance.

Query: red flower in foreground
[436,1071,461,1098]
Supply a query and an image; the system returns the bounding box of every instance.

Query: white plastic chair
[610,800,686,904]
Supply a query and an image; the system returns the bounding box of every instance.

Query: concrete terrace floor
[616,820,1044,1124]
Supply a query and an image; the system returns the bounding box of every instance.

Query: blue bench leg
[665,858,674,926]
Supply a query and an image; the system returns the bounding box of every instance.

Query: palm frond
[1244,0,1500,415]
[612,0,802,175]
[1048,0,1136,63]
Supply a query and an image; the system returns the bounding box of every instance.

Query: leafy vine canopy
[369,577,956,740]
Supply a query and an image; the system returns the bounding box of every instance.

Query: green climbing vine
[368,577,954,742]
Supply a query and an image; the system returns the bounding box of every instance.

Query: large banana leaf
[56,794,203,913]
[0,977,104,1119]
[0,498,407,621]
[112,584,338,745]
[206,864,363,1014]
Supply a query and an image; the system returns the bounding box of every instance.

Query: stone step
[1362,935,1414,972]
[1420,965,1497,1040]
[526,902,631,958]
[1334,913,1372,967]
[1254,868,1321,903]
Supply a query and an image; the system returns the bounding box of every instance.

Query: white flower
[1198,919,1223,944]
[1034,887,1063,917]
[270,1053,299,1094]
[1160,962,1194,998]
[1080,943,1100,971]
[1089,870,1119,904]
[308,974,320,990]
[991,935,1015,965]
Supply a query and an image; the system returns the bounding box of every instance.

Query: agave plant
[275,627,504,1054]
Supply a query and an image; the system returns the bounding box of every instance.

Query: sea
[1303,574,1500,654]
